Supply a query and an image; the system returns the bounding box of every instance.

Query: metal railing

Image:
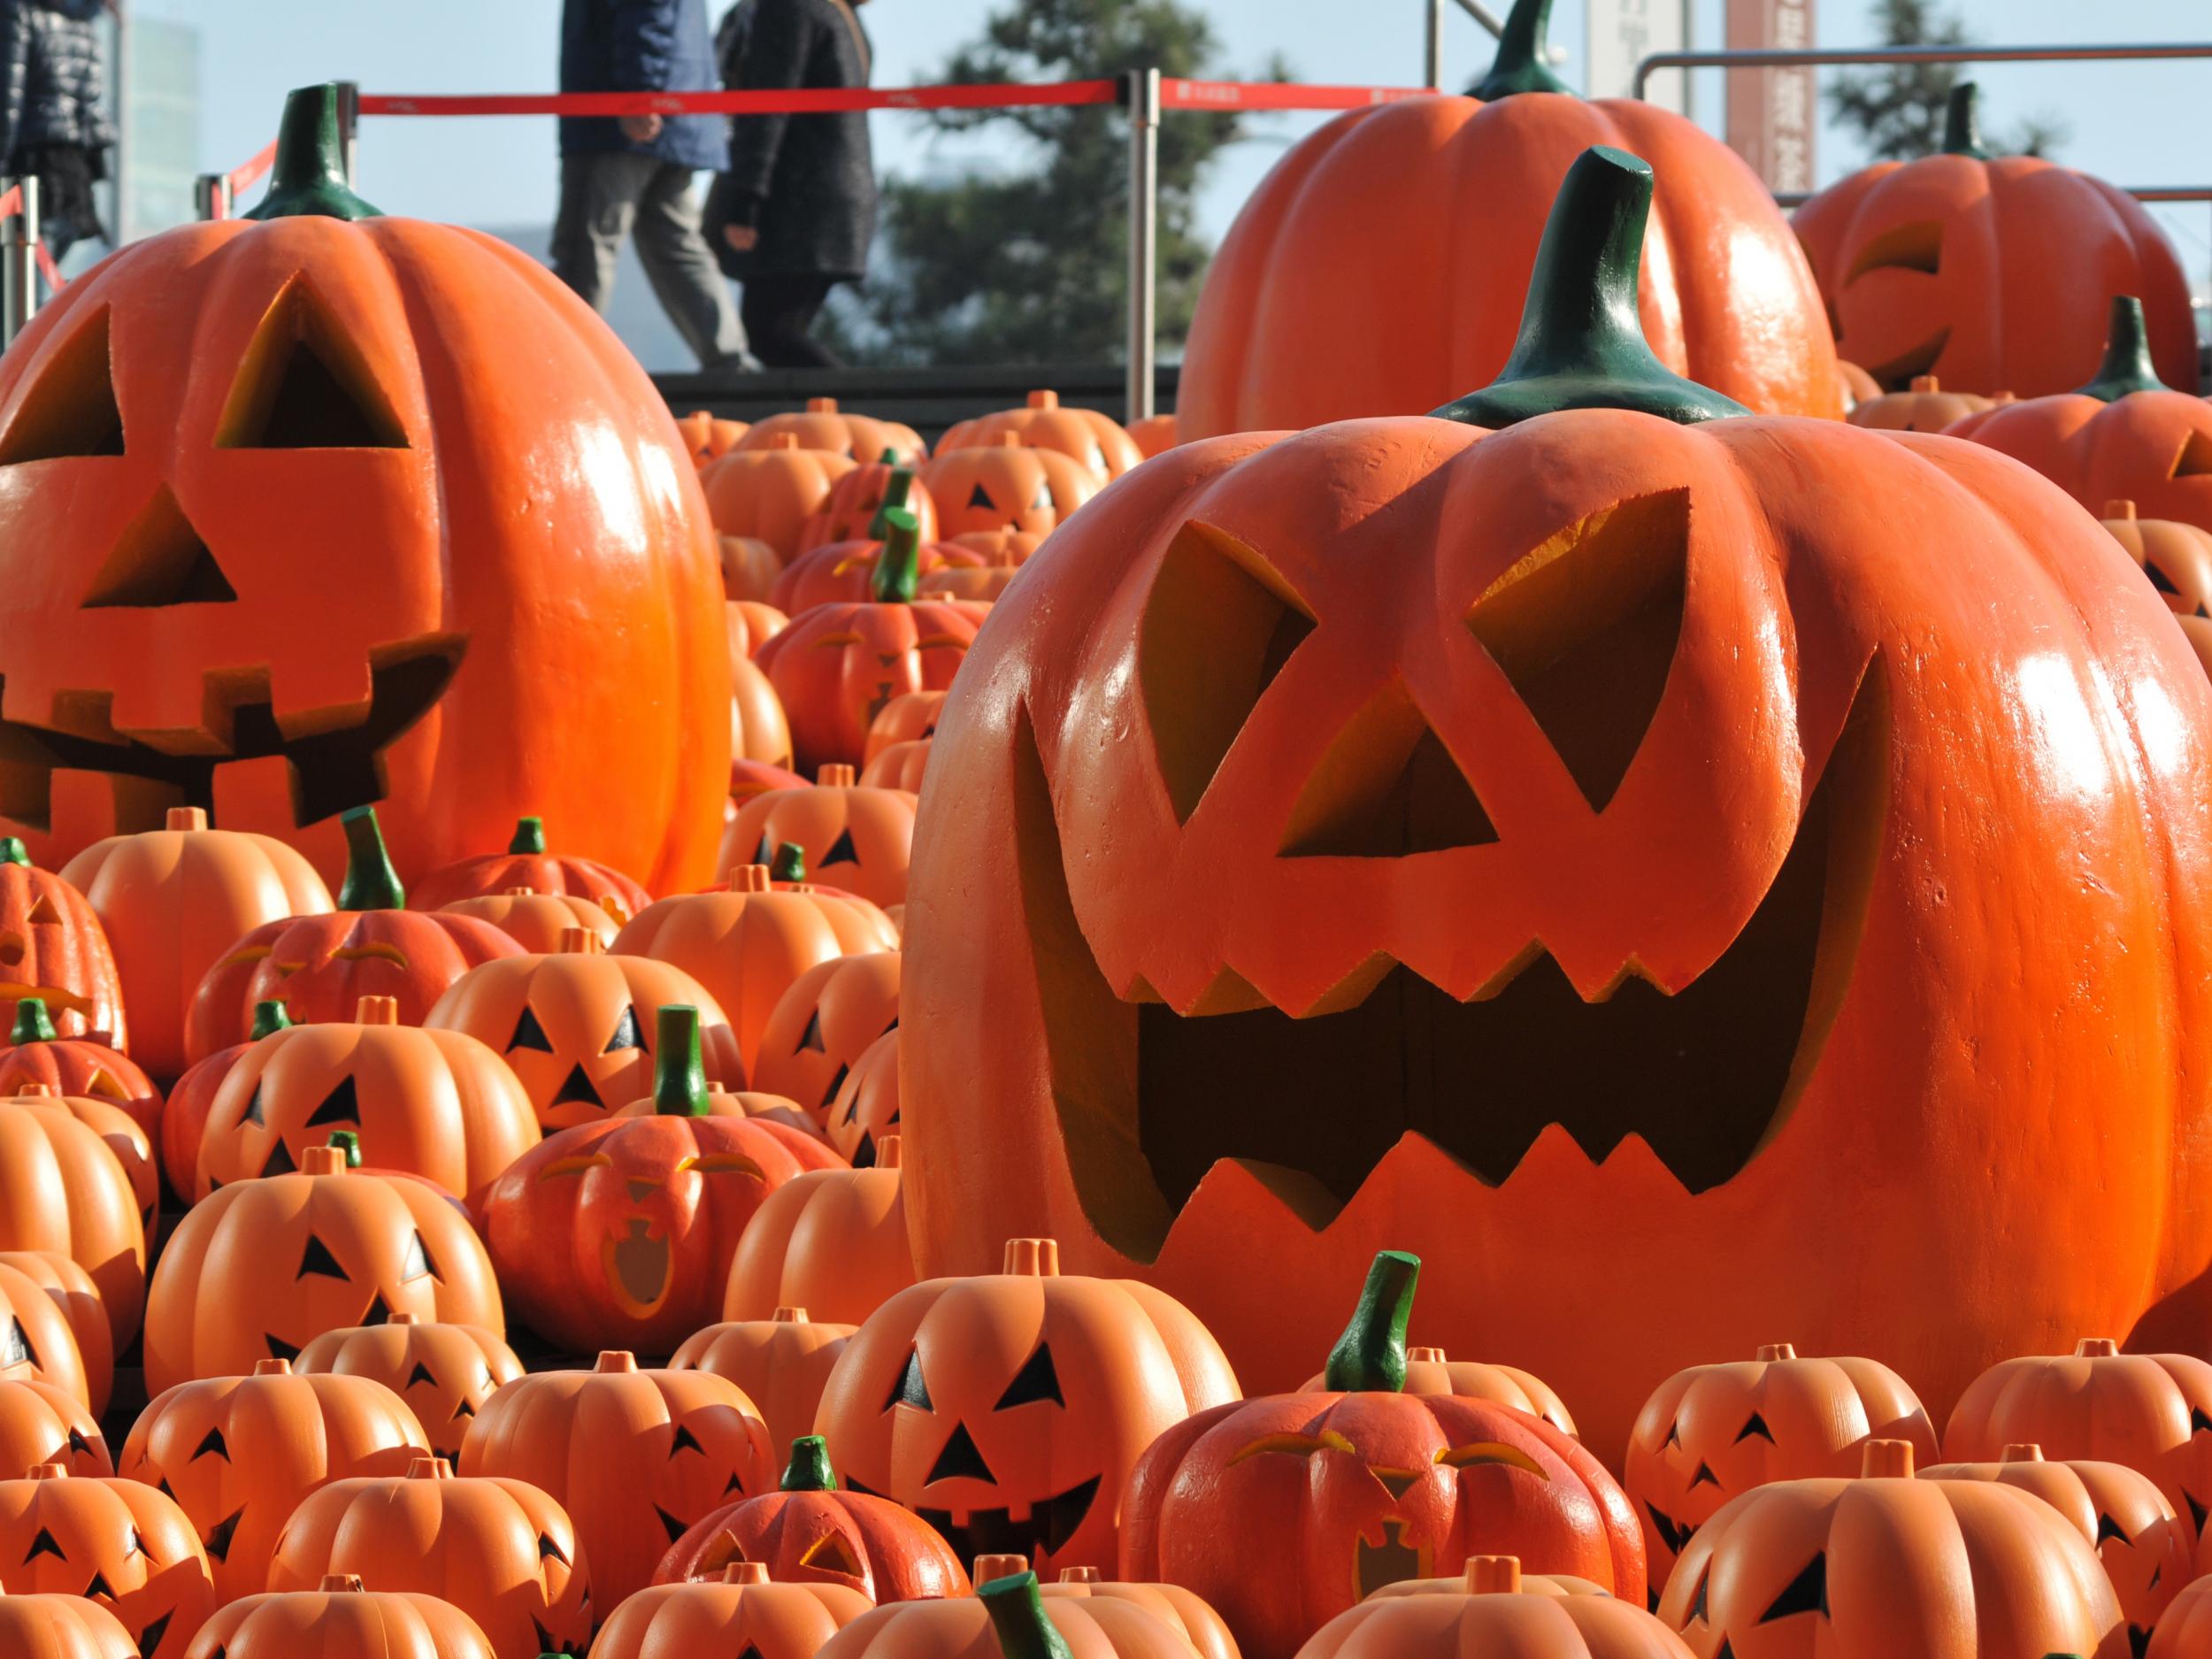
[1633,40,2212,98]
[1425,0,1506,89]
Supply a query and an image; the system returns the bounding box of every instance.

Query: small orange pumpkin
[797,456,941,556]
[0,998,159,1143]
[741,398,926,466]
[735,648,798,771]
[863,692,947,766]
[2104,499,2212,622]
[920,436,1100,538]
[0,1463,214,1659]
[752,951,899,1124]
[719,769,918,912]
[0,1375,109,1480]
[0,841,125,1048]
[182,1575,495,1659]
[858,741,930,793]
[770,534,960,613]
[409,815,651,916]
[732,599,793,657]
[1845,374,1993,432]
[678,409,751,467]
[0,1582,142,1658]
[937,390,1143,481]
[0,1252,106,1415]
[703,436,859,561]
[0,1089,145,1344]
[434,887,620,955]
[726,1133,917,1326]
[723,534,787,603]
[672,1310,856,1466]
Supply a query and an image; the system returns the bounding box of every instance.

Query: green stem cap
[1432,146,1750,430]
[337,805,405,911]
[8,999,55,1044]
[1324,1249,1421,1393]
[327,1130,363,1168]
[245,84,383,222]
[250,1001,294,1042]
[652,1005,711,1118]
[2073,296,2169,402]
[1943,82,1991,159]
[782,1436,839,1492]
[979,1572,1076,1659]
[770,842,806,884]
[1469,0,1571,101]
[866,467,918,541]
[508,817,547,856]
[871,508,923,603]
[0,839,28,867]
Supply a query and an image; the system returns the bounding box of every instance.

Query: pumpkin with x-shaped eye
[0,1253,105,1415]
[920,437,1100,540]
[481,1006,840,1353]
[901,146,2212,1467]
[1657,1440,2125,1659]
[0,1463,214,1659]
[0,1582,142,1659]
[119,1357,428,1605]
[720,770,918,912]
[0,1375,109,1480]
[295,1313,522,1463]
[460,1349,774,1615]
[597,1563,870,1659]
[1121,1253,1642,1659]
[0,87,729,899]
[813,1236,1238,1579]
[184,807,523,1064]
[752,952,899,1125]
[0,843,124,1048]
[143,1139,503,1395]
[657,1434,971,1601]
[426,929,741,1131]
[183,1575,495,1659]
[267,1455,593,1659]
[0,999,159,1144]
[1624,1343,1935,1591]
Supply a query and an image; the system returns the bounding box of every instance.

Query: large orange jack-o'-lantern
[0,85,730,895]
[900,146,2212,1465]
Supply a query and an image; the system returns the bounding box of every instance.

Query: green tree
[826,0,1271,366]
[1826,0,2064,160]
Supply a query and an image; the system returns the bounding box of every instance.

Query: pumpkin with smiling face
[426,928,743,1131]
[900,146,2212,1463]
[480,1006,839,1353]
[1121,1252,1643,1659]
[142,1139,503,1394]
[1793,83,2197,396]
[720,770,918,912]
[0,999,159,1146]
[812,1236,1238,1579]
[920,438,1100,540]
[0,1464,215,1659]
[0,87,730,898]
[1623,1343,1936,1591]
[184,806,522,1063]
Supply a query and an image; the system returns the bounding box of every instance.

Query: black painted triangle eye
[83,1570,113,1600]
[305,1077,359,1126]
[821,829,859,867]
[671,1425,704,1456]
[2191,1408,2212,1434]
[297,1235,346,1279]
[0,303,122,461]
[1735,1412,1773,1443]
[539,1532,570,1564]
[926,1420,995,1484]
[1687,1461,1718,1488]
[261,1139,296,1178]
[2151,562,2182,595]
[798,1010,826,1055]
[968,483,995,510]
[400,1232,434,1284]
[2097,1511,2131,1545]
[193,1428,228,1460]
[1758,1551,1827,1622]
[404,1362,436,1388]
[65,1427,90,1455]
[242,1085,266,1126]
[603,1006,641,1054]
[1686,1567,1709,1623]
[214,278,408,450]
[2,1315,34,1369]
[204,1509,242,1563]
[136,1609,173,1659]
[1665,1418,1681,1448]
[753,832,773,868]
[510,1008,555,1053]
[995,1343,1064,1409]
[25,1527,62,1563]
[888,1349,931,1411]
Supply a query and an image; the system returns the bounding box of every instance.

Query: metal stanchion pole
[193,173,233,222]
[1426,0,1446,88]
[336,81,362,186]
[3,176,41,347]
[1125,67,1161,426]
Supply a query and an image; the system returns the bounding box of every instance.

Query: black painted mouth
[910,1473,1102,1566]
[0,633,465,832]
[1012,661,1888,1256]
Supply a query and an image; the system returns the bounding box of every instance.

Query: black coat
[706,0,876,282]
[0,0,113,165]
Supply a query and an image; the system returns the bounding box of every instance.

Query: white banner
[1586,0,1688,113]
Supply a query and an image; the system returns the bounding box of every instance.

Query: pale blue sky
[138,0,2210,280]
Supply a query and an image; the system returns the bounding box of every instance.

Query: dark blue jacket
[559,0,727,171]
[0,0,114,164]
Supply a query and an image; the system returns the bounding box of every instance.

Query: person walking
[0,0,116,263]
[555,0,754,372]
[707,0,876,369]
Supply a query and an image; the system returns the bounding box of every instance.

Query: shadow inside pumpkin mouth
[851,1471,1099,1567]
[0,633,465,832]
[606,1220,672,1313]
[1012,659,1890,1259]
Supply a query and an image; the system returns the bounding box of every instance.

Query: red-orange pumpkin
[770,535,961,613]
[723,534,786,604]
[1844,374,1993,433]
[824,1028,898,1166]
[0,1252,106,1415]
[672,1309,856,1463]
[0,1463,215,1658]
[0,1089,144,1344]
[0,1583,142,1658]
[181,1575,495,1659]
[0,842,125,1048]
[1,1082,158,1250]
[815,1567,1217,1659]
[797,456,941,555]
[858,740,930,794]
[0,999,159,1148]
[735,646,797,771]
[863,692,946,765]
[434,887,620,955]
[595,1562,870,1659]
[972,1556,1237,1659]
[157,998,288,1195]
[718,769,918,912]
[409,815,651,915]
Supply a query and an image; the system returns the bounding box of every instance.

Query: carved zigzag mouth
[1012,660,1889,1258]
[0,632,464,831]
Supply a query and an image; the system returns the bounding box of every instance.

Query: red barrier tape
[358,81,1122,118]
[1161,79,1433,110]
[226,139,278,202]
[34,242,60,289]
[0,184,18,220]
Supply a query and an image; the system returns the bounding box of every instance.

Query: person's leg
[633,162,749,370]
[549,152,645,314]
[741,274,841,369]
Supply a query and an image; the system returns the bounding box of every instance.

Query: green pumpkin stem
[508,817,548,856]
[1324,1249,1421,1394]
[0,839,28,867]
[245,84,382,222]
[1431,146,1749,430]
[250,1001,294,1041]
[337,806,405,911]
[870,508,923,604]
[8,999,55,1045]
[327,1130,363,1168]
[770,842,806,884]
[781,1436,839,1492]
[652,1005,711,1118]
[979,1571,1076,1659]
[1942,82,1991,159]
[2073,296,2169,402]
[1469,0,1571,101]
[866,467,918,541]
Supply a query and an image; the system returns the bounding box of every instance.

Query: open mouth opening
[1356,1521,1426,1595]
[1014,658,1889,1259]
[1865,327,1952,392]
[0,633,464,833]
[896,1473,1100,1567]
[606,1221,672,1315]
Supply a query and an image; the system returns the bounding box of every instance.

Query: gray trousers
[551,151,747,370]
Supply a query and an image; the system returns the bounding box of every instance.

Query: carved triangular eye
[968,484,994,511]
[538,1532,569,1564]
[81,486,235,609]
[193,1428,229,1460]
[670,1425,704,1456]
[404,1363,436,1388]
[1,1316,33,1369]
[995,1343,1064,1409]
[2150,562,2183,595]
[602,1007,641,1054]
[888,1349,931,1412]
[306,1078,359,1126]
[798,1011,826,1054]
[2096,1512,2131,1545]
[215,277,408,450]
[1758,1552,1827,1622]
[24,1527,63,1563]
[1467,489,1689,812]
[1141,521,1316,823]
[24,895,57,924]
[799,1532,861,1575]
[399,1231,435,1284]
[821,829,859,867]
[0,303,123,462]
[510,1008,555,1053]
[2173,431,2212,479]
[1279,680,1496,857]
[1735,1412,1774,1443]
[297,1235,346,1279]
